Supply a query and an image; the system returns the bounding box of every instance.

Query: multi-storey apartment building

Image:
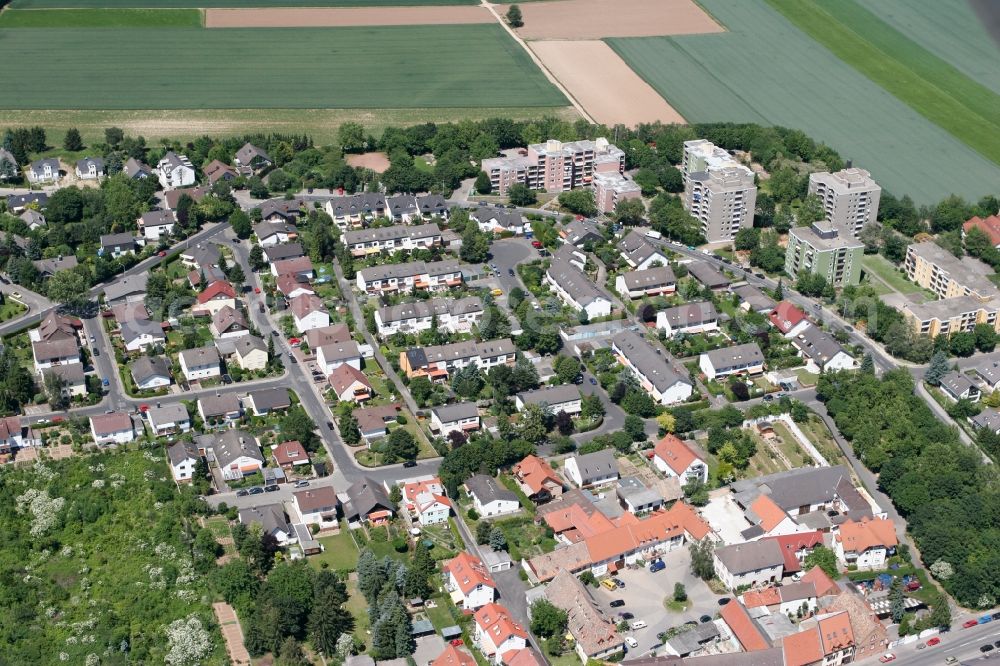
[375,297,484,338]
[592,171,642,214]
[903,296,1000,339]
[808,168,881,238]
[400,339,516,381]
[905,242,997,301]
[356,260,462,294]
[784,222,864,287]
[481,138,625,196]
[681,139,757,243]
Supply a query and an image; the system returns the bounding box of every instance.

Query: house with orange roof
[402,477,451,526]
[741,580,817,616]
[194,280,237,317]
[512,454,563,503]
[784,611,855,666]
[500,648,544,666]
[328,364,373,404]
[544,569,625,662]
[964,214,1000,248]
[742,494,800,541]
[473,603,527,662]
[782,627,824,666]
[761,531,825,575]
[290,293,330,333]
[444,551,496,610]
[799,565,839,598]
[769,301,810,338]
[719,600,770,652]
[431,644,477,666]
[651,434,707,485]
[833,517,897,570]
[825,586,887,661]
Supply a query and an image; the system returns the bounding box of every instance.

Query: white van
[630,620,647,630]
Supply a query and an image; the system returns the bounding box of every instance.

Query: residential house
[355,259,463,294]
[99,232,137,258]
[686,261,731,290]
[147,403,191,436]
[465,474,519,517]
[294,487,340,528]
[718,601,772,653]
[235,142,272,174]
[474,603,528,662]
[254,221,298,247]
[156,152,196,189]
[32,311,80,344]
[353,405,396,441]
[75,156,104,180]
[20,208,46,230]
[123,157,152,180]
[652,434,708,485]
[0,417,37,455]
[732,284,777,314]
[713,539,785,590]
[610,330,693,405]
[544,569,624,662]
[31,337,79,374]
[33,255,78,277]
[41,364,86,399]
[265,242,306,266]
[244,388,291,416]
[6,192,47,213]
[121,318,166,352]
[400,339,516,382]
[213,429,264,481]
[476,208,528,235]
[375,297,484,338]
[272,440,310,472]
[762,531,826,577]
[781,611,856,666]
[216,335,269,372]
[194,280,238,318]
[202,159,237,184]
[511,454,563,502]
[741,493,801,541]
[178,346,221,381]
[324,192,387,228]
[655,301,719,337]
[163,185,207,211]
[618,231,669,270]
[180,242,220,270]
[343,223,441,256]
[28,158,60,184]
[89,412,135,445]
[974,361,1000,391]
[402,477,451,526]
[239,504,294,546]
[290,294,330,333]
[514,384,581,416]
[940,371,981,402]
[742,581,819,617]
[198,392,242,425]
[316,340,362,375]
[564,449,619,488]
[276,273,314,299]
[210,305,250,339]
[699,343,765,381]
[544,246,612,320]
[167,441,201,483]
[259,198,306,224]
[130,356,172,390]
[430,402,480,438]
[416,194,449,219]
[328,364,373,403]
[616,476,664,513]
[138,209,176,241]
[306,323,352,349]
[344,477,394,525]
[104,273,148,305]
[833,517,897,570]
[616,266,677,299]
[432,645,477,666]
[730,465,880,522]
[561,218,604,247]
[790,324,855,373]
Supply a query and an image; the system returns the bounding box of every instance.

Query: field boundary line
[480,0,592,123]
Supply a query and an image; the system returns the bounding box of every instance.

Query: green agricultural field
[862,0,1000,95]
[0,24,566,110]
[0,8,203,27]
[767,0,1000,168]
[606,0,1000,205]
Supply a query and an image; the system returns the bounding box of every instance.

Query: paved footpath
[212,602,251,666]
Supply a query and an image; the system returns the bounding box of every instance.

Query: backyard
[310,525,361,571]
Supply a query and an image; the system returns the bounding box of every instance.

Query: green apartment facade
[785,222,863,287]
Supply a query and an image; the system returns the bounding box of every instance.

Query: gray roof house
[565,449,619,488]
[99,232,138,257]
[239,503,293,545]
[20,209,46,230]
[714,539,784,576]
[616,476,663,514]
[29,158,60,183]
[130,355,171,388]
[514,384,581,414]
[198,392,243,422]
[971,408,1000,433]
[7,192,47,213]
[686,261,730,289]
[545,251,612,319]
[75,156,105,180]
[731,284,777,313]
[940,371,981,403]
[464,474,519,514]
[244,388,291,416]
[235,142,272,173]
[345,477,395,523]
[120,317,165,351]
[974,361,1000,390]
[730,465,874,519]
[618,230,668,269]
[214,429,264,468]
[33,255,78,277]
[562,218,604,246]
[146,403,191,435]
[264,242,305,264]
[431,401,479,425]
[104,273,148,305]
[790,324,853,372]
[700,342,765,379]
[123,157,152,180]
[610,329,693,405]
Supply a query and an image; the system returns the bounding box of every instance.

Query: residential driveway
[413,634,445,665]
[588,548,727,656]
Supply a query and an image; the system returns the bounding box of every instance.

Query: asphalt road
[883,622,1000,666]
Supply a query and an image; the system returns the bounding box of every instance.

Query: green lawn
[606,0,1000,204]
[346,578,372,650]
[0,298,27,323]
[12,0,477,5]
[0,8,202,27]
[860,255,920,295]
[0,25,565,110]
[310,528,361,571]
[863,0,1000,96]
[767,0,1000,168]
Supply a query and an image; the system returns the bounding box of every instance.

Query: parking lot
[589,548,727,657]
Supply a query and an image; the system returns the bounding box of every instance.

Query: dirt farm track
[205,6,491,28]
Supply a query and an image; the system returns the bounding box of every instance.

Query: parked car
[236,489,249,497]
[93,348,100,356]
[610,600,625,608]
[248,487,264,495]
[717,598,731,606]
[294,480,310,488]
[402,460,417,468]
[158,251,166,257]
[612,578,625,589]
[763,394,773,402]
[617,612,634,621]
[327,421,334,430]
[878,654,896,663]
[963,619,979,628]
[630,621,647,631]
[600,579,617,591]
[649,560,665,573]
[979,615,993,624]
[531,240,542,249]
[926,637,941,647]
[699,615,712,623]
[589,377,597,385]
[102,377,110,387]
[450,639,464,647]
[264,485,279,493]
[980,645,994,654]
[625,637,638,649]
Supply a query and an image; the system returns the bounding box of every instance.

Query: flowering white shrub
[16,488,65,537]
[85,652,100,665]
[164,615,212,666]
[91,480,105,489]
[930,560,954,580]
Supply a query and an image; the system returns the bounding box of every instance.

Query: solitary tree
[63,128,83,152]
[506,4,523,27]
[924,351,950,386]
[475,171,493,195]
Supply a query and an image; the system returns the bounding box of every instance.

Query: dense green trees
[557,189,598,217]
